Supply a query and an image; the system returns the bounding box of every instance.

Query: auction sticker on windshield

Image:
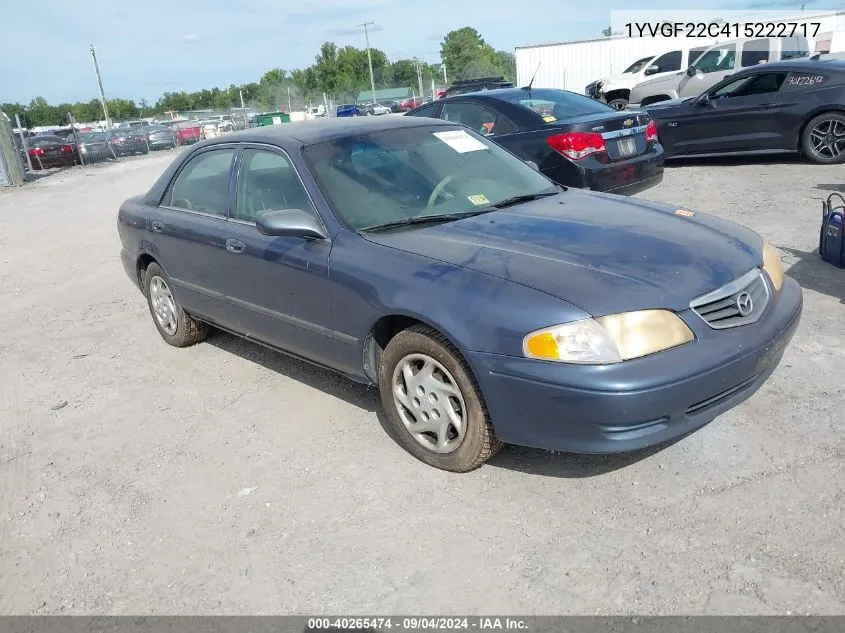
[433,130,488,153]
[468,194,490,205]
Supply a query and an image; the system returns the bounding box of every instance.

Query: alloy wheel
[809,118,845,160]
[391,353,467,453]
[149,275,178,335]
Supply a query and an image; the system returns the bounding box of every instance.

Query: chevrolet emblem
[622,118,634,127]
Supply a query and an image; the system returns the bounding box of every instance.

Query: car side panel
[326,231,593,382]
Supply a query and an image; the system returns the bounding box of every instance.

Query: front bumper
[468,276,803,454]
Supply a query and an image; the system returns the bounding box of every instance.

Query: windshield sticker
[467,194,490,206]
[543,115,557,123]
[433,130,488,153]
[675,209,695,218]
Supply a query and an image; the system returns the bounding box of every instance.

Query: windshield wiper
[360,209,497,233]
[492,192,558,209]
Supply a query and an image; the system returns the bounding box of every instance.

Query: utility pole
[441,63,448,85]
[287,86,292,113]
[357,21,378,104]
[90,44,113,133]
[413,58,424,101]
[239,89,247,129]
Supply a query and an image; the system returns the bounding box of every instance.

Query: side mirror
[525,160,540,171]
[686,65,697,77]
[644,65,661,76]
[697,92,711,105]
[256,209,327,240]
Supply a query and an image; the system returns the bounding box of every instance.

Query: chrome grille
[689,268,770,330]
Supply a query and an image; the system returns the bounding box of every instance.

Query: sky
[0,0,840,105]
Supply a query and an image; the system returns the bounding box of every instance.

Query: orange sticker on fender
[675,209,695,217]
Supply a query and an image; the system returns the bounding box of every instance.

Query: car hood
[643,97,692,110]
[363,190,763,317]
[631,73,683,98]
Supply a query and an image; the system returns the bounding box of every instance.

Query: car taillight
[646,120,658,142]
[546,131,606,160]
[29,147,43,156]
[61,145,72,153]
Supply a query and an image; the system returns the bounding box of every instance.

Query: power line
[356,21,378,104]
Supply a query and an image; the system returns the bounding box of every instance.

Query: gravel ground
[0,150,843,616]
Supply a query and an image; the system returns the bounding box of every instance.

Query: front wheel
[378,325,502,472]
[144,262,208,347]
[802,113,845,164]
[607,97,628,110]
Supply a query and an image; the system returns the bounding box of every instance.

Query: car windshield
[302,124,558,232]
[494,88,614,122]
[624,56,654,73]
[79,132,105,141]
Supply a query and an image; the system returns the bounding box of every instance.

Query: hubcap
[149,275,178,335]
[391,353,467,454]
[809,119,845,159]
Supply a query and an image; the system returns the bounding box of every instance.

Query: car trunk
[548,111,652,162]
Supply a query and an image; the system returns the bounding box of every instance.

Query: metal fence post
[14,113,34,172]
[68,112,85,166]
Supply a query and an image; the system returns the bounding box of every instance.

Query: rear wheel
[802,113,845,164]
[378,325,501,472]
[144,262,208,347]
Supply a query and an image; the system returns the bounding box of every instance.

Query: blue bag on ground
[820,192,845,268]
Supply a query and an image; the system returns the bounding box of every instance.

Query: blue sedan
[117,116,802,472]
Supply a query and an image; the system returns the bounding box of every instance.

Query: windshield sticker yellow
[433,130,488,153]
[468,194,490,206]
[675,209,695,217]
[543,115,557,122]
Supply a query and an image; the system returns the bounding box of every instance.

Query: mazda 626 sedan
[117,115,803,472]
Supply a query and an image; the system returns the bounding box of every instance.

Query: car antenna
[522,62,541,98]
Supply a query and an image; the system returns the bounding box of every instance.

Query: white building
[515,11,845,94]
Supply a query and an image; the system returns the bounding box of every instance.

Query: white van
[592,44,711,110]
[627,35,810,108]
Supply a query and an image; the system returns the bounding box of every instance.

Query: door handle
[226,238,245,254]
[151,220,164,233]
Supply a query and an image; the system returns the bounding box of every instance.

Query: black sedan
[108,127,149,157]
[117,116,800,472]
[405,87,664,196]
[642,59,845,164]
[144,124,177,151]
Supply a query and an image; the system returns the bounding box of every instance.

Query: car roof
[201,115,456,146]
[731,58,845,75]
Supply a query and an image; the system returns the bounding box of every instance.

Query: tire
[801,112,845,165]
[378,324,502,472]
[143,262,208,347]
[607,97,628,110]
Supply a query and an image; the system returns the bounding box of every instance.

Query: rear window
[79,132,105,141]
[494,88,614,122]
[30,136,63,146]
[781,35,810,60]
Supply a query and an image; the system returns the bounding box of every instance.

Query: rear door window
[693,44,737,74]
[688,46,709,65]
[740,39,771,67]
[405,102,440,118]
[440,102,517,136]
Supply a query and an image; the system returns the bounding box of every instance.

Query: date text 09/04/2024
[624,21,821,39]
[307,617,528,630]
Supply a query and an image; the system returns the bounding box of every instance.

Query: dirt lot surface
[1,150,843,615]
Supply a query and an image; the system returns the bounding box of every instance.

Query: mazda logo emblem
[736,292,753,317]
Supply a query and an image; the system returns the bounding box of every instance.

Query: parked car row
[588,35,811,110]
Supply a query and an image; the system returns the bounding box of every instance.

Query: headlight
[762,241,784,291]
[522,310,694,365]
